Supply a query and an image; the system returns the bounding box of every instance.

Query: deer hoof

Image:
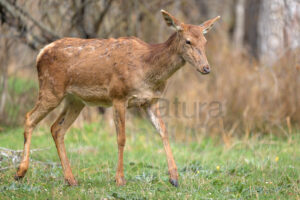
[169,179,179,187]
[14,174,24,181]
[14,168,26,180]
[66,178,78,186]
[116,177,126,186]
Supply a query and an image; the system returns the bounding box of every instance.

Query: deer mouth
[196,69,210,75]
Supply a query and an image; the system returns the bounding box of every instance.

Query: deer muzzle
[197,64,210,75]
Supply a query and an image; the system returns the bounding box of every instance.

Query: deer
[14,10,220,187]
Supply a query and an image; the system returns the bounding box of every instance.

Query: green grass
[0,121,299,199]
[1,76,38,126]
[7,77,38,95]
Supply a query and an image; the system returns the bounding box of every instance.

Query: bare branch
[0,0,60,41]
[0,166,15,171]
[94,0,114,36]
[0,146,50,153]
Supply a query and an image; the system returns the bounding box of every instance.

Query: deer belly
[127,93,159,107]
[67,85,112,107]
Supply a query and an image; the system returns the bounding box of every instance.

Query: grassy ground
[0,120,299,200]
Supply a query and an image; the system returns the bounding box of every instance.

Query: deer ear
[161,9,183,31]
[200,16,220,34]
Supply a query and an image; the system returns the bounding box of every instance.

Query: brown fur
[15,10,220,187]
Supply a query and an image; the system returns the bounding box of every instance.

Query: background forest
[0,0,299,138]
[1,0,300,139]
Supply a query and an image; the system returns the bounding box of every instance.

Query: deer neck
[144,33,185,86]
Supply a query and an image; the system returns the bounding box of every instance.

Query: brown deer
[15,10,220,187]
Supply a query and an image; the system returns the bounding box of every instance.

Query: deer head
[161,10,220,74]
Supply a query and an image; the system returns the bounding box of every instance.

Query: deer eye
[185,40,191,45]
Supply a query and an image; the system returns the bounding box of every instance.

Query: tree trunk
[233,0,246,49]
[244,0,260,57]
[258,0,300,66]
[0,40,9,119]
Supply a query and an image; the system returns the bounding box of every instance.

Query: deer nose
[203,65,210,74]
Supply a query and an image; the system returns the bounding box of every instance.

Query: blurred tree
[257,0,300,66]
[233,0,245,49]
[244,0,260,57]
[0,38,10,119]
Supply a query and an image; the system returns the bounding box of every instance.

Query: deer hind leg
[113,100,126,186]
[50,96,84,186]
[15,91,62,180]
[145,103,179,187]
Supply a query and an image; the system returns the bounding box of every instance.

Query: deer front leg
[113,100,126,186]
[145,103,179,187]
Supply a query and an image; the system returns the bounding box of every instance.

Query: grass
[0,120,299,199]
